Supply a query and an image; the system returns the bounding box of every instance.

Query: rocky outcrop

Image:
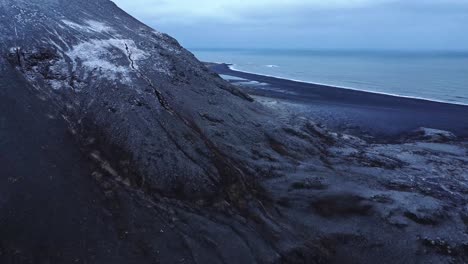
[405,127,457,143]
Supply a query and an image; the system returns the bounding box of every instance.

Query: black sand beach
[209,63,468,141]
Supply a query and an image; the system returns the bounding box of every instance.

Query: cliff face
[0,0,325,199]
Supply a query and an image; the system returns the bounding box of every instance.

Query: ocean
[191,49,468,105]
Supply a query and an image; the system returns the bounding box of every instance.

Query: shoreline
[226,64,468,107]
[207,62,468,140]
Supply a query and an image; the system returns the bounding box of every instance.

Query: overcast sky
[112,0,468,50]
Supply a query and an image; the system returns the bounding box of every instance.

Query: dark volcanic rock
[290,178,328,190]
[2,1,468,264]
[311,193,373,217]
[0,0,329,263]
[0,0,321,199]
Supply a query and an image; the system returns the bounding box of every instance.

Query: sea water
[191,49,468,105]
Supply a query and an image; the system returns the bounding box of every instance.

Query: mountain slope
[2,1,467,264]
[0,0,329,263]
[0,0,325,199]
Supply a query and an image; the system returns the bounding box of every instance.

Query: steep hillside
[0,0,329,263]
[1,1,467,263]
[0,0,325,199]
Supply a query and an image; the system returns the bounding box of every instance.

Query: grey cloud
[112,0,468,50]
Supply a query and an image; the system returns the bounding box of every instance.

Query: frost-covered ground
[229,80,468,263]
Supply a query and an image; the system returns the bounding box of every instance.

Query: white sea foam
[219,74,248,81]
[238,80,269,86]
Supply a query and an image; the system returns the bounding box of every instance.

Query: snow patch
[85,20,114,33]
[66,38,148,82]
[152,29,164,37]
[62,19,87,31]
[409,127,457,143]
[418,128,455,139]
[49,79,64,90]
[9,46,20,53]
[61,19,114,34]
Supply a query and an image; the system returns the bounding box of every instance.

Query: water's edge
[226,64,468,107]
[192,49,468,106]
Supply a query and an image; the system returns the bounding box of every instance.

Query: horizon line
[188,47,468,53]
